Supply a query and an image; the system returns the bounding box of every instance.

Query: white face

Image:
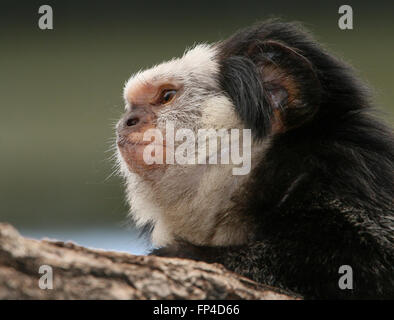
[123,44,240,132]
[117,44,266,247]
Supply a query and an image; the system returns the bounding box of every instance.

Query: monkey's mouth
[117,134,166,173]
[117,139,164,151]
[117,136,151,148]
[117,132,165,147]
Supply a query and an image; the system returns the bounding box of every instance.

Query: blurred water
[19,227,152,255]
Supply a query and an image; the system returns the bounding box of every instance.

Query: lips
[117,133,165,173]
[117,132,166,148]
[117,135,152,148]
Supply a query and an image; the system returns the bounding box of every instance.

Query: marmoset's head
[116,21,322,247]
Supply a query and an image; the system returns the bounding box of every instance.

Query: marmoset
[116,20,394,299]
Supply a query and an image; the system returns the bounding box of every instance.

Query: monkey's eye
[158,89,177,105]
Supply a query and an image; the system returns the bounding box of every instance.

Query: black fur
[220,55,272,137]
[151,21,394,299]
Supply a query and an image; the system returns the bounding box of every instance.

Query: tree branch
[0,223,297,299]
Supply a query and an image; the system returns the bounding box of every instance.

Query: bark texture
[0,223,297,300]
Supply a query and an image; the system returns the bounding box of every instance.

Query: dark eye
[159,89,177,104]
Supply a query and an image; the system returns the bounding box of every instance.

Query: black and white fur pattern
[117,20,394,299]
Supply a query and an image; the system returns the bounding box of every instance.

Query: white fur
[123,44,219,105]
[118,44,270,248]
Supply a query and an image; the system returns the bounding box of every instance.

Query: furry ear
[252,40,321,133]
[219,40,321,136]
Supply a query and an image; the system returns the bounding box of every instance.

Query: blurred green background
[0,0,393,253]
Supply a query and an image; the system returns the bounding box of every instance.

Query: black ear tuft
[220,56,273,138]
[218,34,322,136]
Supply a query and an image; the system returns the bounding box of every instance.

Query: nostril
[126,117,139,127]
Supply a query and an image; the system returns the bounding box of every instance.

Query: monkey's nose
[117,108,155,138]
